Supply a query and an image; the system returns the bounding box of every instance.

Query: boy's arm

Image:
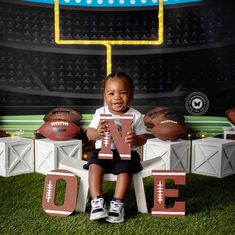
[125,132,147,147]
[133,134,147,147]
[86,127,99,141]
[135,134,147,146]
[87,120,107,141]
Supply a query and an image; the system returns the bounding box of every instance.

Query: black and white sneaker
[90,198,108,220]
[106,200,125,223]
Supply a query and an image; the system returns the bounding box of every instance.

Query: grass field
[0,173,235,235]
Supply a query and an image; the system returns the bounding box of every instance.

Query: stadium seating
[0,0,235,115]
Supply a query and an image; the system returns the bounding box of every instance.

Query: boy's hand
[97,120,108,137]
[125,132,138,146]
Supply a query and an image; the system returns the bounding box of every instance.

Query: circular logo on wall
[185,92,209,116]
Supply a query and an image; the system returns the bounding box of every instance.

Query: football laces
[160,120,177,124]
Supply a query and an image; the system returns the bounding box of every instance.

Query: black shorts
[83,149,143,175]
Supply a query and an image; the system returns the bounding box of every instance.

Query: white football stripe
[101,116,114,120]
[152,172,186,176]
[44,209,72,215]
[98,153,113,157]
[119,116,133,119]
[100,116,133,120]
[152,211,185,215]
[47,172,75,177]
[120,154,131,157]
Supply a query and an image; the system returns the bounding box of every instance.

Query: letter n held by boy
[98,114,133,160]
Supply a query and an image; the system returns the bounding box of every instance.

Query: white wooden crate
[143,138,191,172]
[191,137,235,178]
[35,138,82,175]
[0,137,34,177]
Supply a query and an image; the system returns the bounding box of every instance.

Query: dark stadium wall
[0,0,235,117]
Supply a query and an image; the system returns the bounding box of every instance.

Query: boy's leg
[88,163,104,199]
[106,173,132,223]
[88,163,108,220]
[114,173,132,200]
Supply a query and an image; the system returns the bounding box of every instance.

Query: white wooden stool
[0,137,34,177]
[191,137,235,178]
[35,138,82,175]
[59,156,165,213]
[143,138,191,173]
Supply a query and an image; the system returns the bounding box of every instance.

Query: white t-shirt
[89,106,147,149]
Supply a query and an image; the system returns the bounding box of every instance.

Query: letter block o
[42,169,78,217]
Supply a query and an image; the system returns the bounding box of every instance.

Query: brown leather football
[144,106,185,128]
[225,107,235,125]
[144,106,170,127]
[38,120,80,141]
[151,120,187,141]
[44,107,82,123]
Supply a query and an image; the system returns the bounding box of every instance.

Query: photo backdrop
[0,0,234,116]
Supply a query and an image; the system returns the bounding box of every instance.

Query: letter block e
[151,170,186,217]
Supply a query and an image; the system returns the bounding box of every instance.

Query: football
[144,106,185,128]
[144,106,170,127]
[151,120,187,141]
[38,120,80,141]
[44,107,82,123]
[225,107,235,125]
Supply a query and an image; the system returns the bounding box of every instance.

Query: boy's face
[104,77,133,115]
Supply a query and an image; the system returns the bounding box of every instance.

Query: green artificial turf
[0,173,235,235]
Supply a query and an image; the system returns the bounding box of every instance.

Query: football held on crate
[42,115,186,217]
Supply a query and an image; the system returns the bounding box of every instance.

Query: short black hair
[103,72,134,97]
